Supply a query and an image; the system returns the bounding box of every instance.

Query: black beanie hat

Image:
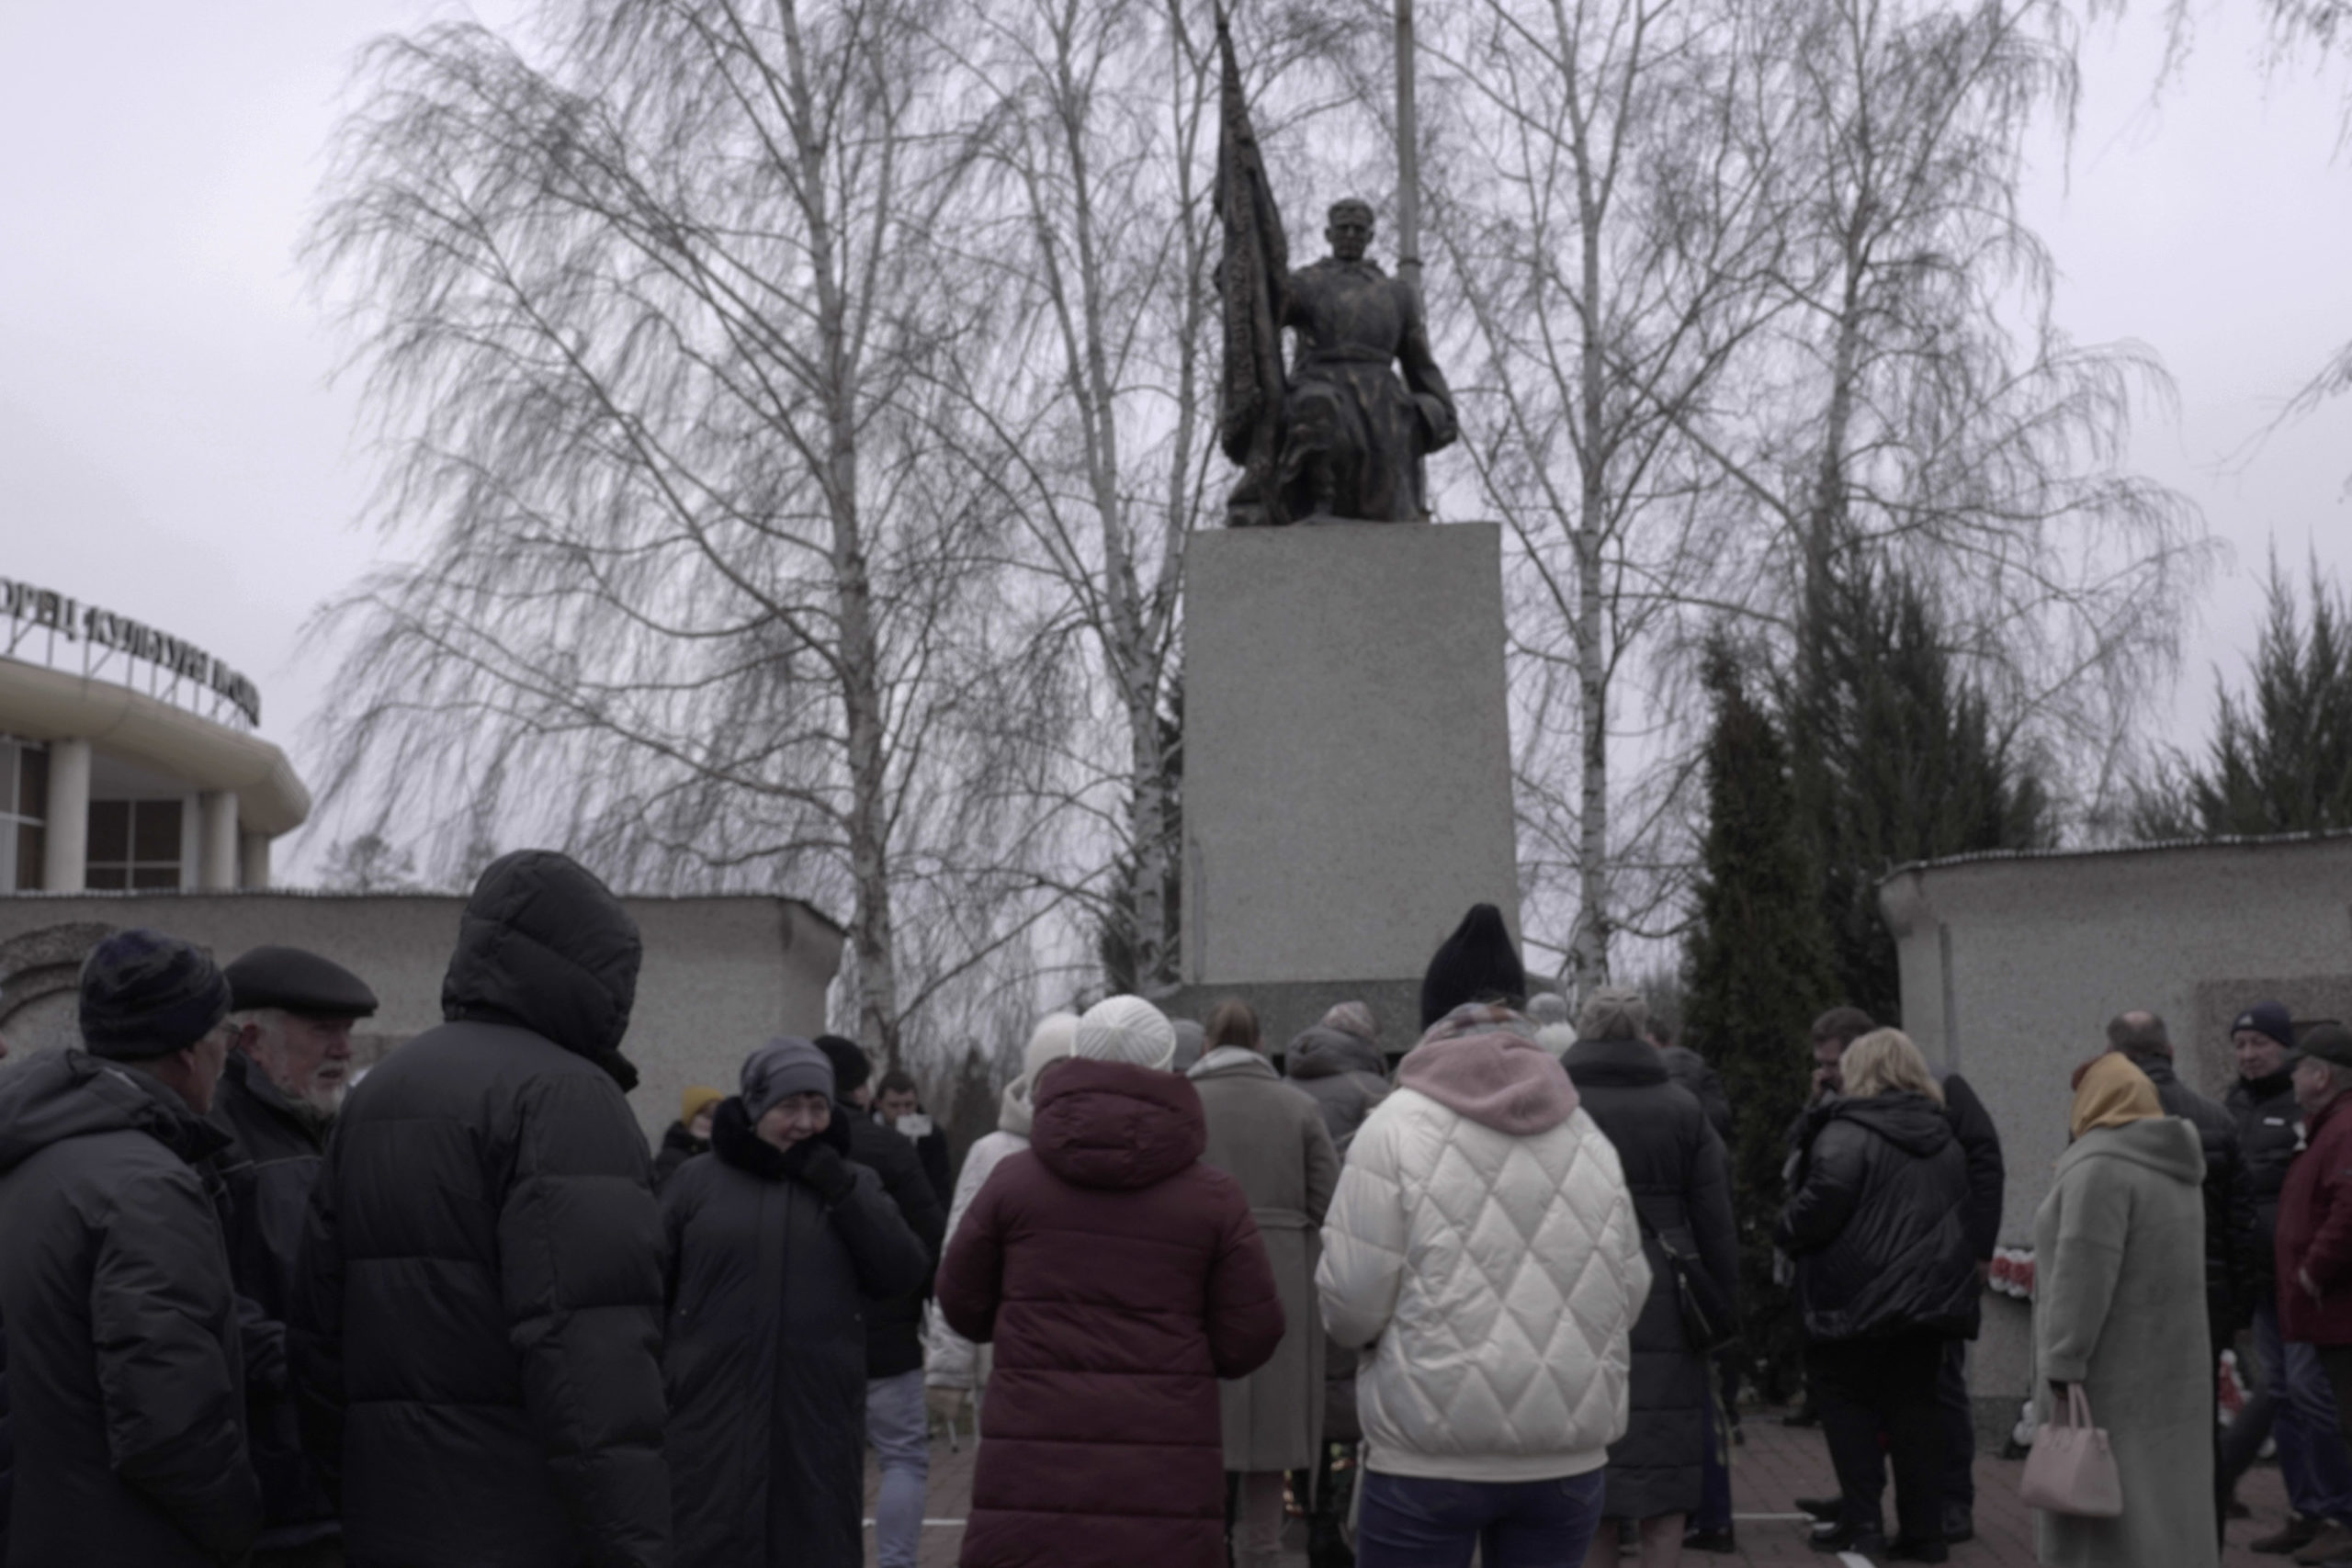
[1419,903,1527,1029]
[814,1033,872,1097]
[80,929,232,1060]
[2233,1000,2295,1053]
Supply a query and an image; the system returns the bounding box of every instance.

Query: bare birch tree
[1396,0,1802,993]
[1689,0,2211,819]
[913,0,1231,998]
[306,0,1046,1069]
[1314,0,2204,986]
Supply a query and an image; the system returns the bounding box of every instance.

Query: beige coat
[2031,1116,2216,1568]
[1192,1046,1341,1471]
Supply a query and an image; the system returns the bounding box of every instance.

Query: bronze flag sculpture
[1215,20,1457,526]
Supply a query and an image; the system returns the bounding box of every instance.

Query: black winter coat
[2232,1068,2301,1293]
[1779,1091,1980,1343]
[1658,1044,1733,1144]
[661,1100,929,1568]
[1563,1036,1739,1521]
[0,1051,260,1568]
[651,1122,709,1191]
[836,1099,944,1379]
[2135,1053,2255,1337]
[293,851,670,1568]
[904,1119,953,1208]
[0,1318,12,1556]
[209,1051,337,1548]
[1939,1071,2006,1262]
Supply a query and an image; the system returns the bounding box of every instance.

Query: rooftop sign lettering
[0,577,263,728]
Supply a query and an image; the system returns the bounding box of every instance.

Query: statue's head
[1326,199,1375,263]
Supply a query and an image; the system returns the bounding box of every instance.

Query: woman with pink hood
[1317,905,1651,1566]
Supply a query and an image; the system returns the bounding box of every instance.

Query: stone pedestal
[1175,523,1518,1052]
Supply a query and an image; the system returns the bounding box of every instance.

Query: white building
[1881,832,2352,1431]
[0,574,306,892]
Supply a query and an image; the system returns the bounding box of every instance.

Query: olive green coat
[1190,1047,1342,1471]
[2031,1116,2216,1568]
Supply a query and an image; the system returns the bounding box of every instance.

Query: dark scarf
[709,1094,852,1179]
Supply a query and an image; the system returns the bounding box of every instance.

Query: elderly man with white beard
[211,944,379,1568]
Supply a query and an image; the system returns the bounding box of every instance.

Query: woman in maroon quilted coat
[936,996,1286,1568]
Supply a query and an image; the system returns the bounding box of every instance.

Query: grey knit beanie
[741,1037,835,1120]
[1575,985,1648,1042]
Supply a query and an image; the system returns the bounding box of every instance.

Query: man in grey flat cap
[213,945,380,1566]
[0,928,261,1566]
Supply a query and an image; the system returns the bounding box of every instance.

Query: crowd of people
[4,850,2352,1567]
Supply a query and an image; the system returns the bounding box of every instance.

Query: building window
[86,798,184,890]
[0,739,46,892]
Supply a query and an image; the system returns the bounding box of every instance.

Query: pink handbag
[2019,1383,2123,1517]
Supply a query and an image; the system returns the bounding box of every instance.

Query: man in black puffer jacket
[1779,1030,1978,1560]
[2220,1004,2352,1553]
[812,1035,944,1568]
[293,851,669,1568]
[2108,1012,2252,1335]
[0,930,261,1568]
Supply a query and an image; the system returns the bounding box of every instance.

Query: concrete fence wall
[0,889,843,1143]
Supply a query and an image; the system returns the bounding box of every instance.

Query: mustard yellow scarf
[2069,1052,2164,1139]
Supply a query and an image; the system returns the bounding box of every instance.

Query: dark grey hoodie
[1283,1024,1391,1153]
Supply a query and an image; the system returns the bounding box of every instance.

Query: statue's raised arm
[1213,28,1459,526]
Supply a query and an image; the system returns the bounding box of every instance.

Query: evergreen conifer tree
[1684,644,1840,1396]
[2135,555,2352,840]
[1787,557,2050,1021]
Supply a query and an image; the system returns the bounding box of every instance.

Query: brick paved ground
[867,1406,2297,1565]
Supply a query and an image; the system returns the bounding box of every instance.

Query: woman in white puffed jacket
[1317,999,1652,1567]
[922,1011,1077,1433]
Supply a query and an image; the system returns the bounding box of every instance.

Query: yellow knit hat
[680,1085,724,1124]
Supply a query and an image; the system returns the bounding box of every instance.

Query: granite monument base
[1181,522,1520,1009]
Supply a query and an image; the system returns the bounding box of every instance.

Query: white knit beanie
[1073,995,1178,1071]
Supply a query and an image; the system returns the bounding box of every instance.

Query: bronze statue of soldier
[1277,199,1457,523]
[1214,16,1458,525]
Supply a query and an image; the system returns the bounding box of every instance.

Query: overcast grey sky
[3,1,2346,876]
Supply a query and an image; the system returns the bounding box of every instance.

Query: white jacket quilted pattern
[1317,1085,1651,1482]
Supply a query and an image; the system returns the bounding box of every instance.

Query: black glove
[779,1138,859,1206]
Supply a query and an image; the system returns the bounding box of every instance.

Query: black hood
[0,1049,229,1175]
[1284,1024,1385,1082]
[1831,1090,1955,1157]
[441,850,643,1089]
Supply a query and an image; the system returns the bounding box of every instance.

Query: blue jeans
[865,1369,928,1568]
[1357,1470,1607,1567]
[2260,1302,2352,1524]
